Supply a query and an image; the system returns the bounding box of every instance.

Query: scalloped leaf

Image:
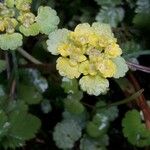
[19,23,40,37]
[122,109,150,147]
[95,6,124,27]
[36,6,60,35]
[9,111,41,141]
[79,75,109,96]
[53,119,82,149]
[112,56,128,78]
[47,28,70,55]
[0,33,23,50]
[63,110,88,129]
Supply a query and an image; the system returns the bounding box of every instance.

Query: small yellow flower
[0,20,5,32]
[79,60,90,75]
[18,12,35,28]
[88,34,99,47]
[58,43,71,57]
[105,43,122,58]
[79,61,97,76]
[96,59,116,78]
[47,22,128,96]
[56,57,80,79]
[79,75,109,96]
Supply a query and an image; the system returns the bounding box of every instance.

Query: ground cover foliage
[0,0,150,149]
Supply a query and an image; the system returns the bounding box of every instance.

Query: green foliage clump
[0,0,150,149]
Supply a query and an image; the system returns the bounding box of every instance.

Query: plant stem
[10,51,19,99]
[5,52,11,79]
[108,89,144,107]
[17,47,42,65]
[128,73,150,129]
[127,61,150,73]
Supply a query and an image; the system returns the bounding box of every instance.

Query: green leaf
[0,110,9,140]
[122,109,150,147]
[0,60,6,73]
[63,110,88,129]
[61,77,79,94]
[18,84,43,105]
[135,0,150,13]
[112,57,129,78]
[96,6,124,27]
[80,135,109,150]
[53,119,82,149]
[36,6,60,34]
[96,101,119,121]
[7,100,28,114]
[1,137,25,150]
[9,111,41,141]
[41,99,52,114]
[121,40,142,56]
[86,121,107,138]
[133,13,150,29]
[20,69,48,93]
[64,98,85,115]
[46,28,70,55]
[0,33,23,50]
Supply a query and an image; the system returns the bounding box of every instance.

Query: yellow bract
[105,43,122,58]
[56,57,80,79]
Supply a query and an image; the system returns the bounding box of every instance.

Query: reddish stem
[128,73,150,129]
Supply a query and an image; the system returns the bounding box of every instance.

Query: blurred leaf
[86,121,108,138]
[133,13,150,29]
[61,77,79,94]
[18,84,43,105]
[135,0,150,13]
[41,99,52,114]
[121,40,142,55]
[0,60,6,73]
[0,110,9,140]
[64,98,85,115]
[80,134,109,150]
[63,110,88,129]
[20,69,48,93]
[96,101,119,122]
[94,0,122,6]
[96,6,124,27]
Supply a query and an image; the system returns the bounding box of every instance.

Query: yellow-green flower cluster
[0,0,59,50]
[47,23,128,96]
